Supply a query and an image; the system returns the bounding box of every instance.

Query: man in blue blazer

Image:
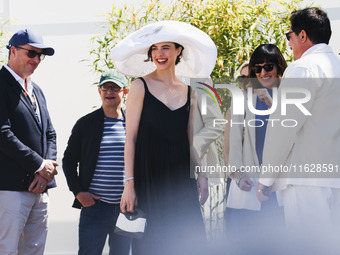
[0,29,57,255]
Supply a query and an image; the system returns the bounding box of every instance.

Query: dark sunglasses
[285,31,294,41]
[253,63,275,74]
[15,46,45,60]
[237,75,248,82]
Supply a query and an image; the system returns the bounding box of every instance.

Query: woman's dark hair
[144,42,184,65]
[247,44,287,89]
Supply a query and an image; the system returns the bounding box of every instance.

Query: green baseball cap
[98,70,128,88]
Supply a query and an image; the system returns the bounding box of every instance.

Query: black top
[133,77,206,255]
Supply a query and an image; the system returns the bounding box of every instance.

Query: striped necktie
[25,91,40,122]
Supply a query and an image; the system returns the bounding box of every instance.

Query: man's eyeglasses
[253,63,275,74]
[285,31,294,41]
[100,85,123,92]
[15,46,45,60]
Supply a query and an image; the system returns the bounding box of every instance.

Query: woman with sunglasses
[237,62,250,91]
[225,44,287,244]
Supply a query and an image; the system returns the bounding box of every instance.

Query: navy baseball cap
[6,29,55,56]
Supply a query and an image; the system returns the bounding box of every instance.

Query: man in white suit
[257,7,340,245]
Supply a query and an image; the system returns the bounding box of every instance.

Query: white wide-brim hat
[111,20,217,78]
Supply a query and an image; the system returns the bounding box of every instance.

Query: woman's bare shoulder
[130,78,145,94]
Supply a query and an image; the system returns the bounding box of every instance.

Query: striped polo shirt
[88,116,125,204]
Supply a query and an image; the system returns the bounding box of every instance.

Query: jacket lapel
[2,67,43,131]
[22,91,42,129]
[246,93,259,166]
[32,86,45,132]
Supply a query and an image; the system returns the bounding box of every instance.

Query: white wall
[0,0,339,254]
[1,1,122,254]
[304,0,340,55]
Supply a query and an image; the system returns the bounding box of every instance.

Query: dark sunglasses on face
[100,85,123,92]
[285,31,294,41]
[237,75,247,82]
[16,46,45,60]
[253,63,275,74]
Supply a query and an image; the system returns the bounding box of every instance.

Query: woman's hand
[238,176,254,192]
[197,176,209,205]
[254,88,273,108]
[120,180,137,213]
[256,182,272,202]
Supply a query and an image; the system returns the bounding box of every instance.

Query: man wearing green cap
[62,70,130,255]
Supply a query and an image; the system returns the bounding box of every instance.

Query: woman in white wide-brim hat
[113,20,217,255]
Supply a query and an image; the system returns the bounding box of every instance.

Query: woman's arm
[120,78,145,213]
[188,88,209,205]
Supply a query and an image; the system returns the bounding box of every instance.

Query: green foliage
[89,0,304,75]
[0,19,10,66]
[89,0,176,74]
[177,0,303,78]
[89,0,304,113]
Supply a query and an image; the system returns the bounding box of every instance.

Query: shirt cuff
[259,177,275,187]
[35,160,45,173]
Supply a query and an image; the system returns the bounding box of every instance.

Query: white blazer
[259,44,340,190]
[191,82,225,183]
[227,92,263,210]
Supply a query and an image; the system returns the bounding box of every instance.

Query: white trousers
[281,185,340,254]
[0,191,49,255]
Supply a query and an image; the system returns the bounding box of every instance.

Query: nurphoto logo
[192,78,313,128]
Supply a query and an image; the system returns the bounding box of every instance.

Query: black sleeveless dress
[133,78,207,255]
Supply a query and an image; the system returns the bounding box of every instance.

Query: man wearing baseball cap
[0,29,57,255]
[63,70,130,255]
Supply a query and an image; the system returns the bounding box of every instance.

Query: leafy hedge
[89,0,305,113]
[90,0,304,77]
[0,19,10,66]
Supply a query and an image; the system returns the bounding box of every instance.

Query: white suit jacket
[259,44,340,190]
[191,82,224,183]
[227,92,262,210]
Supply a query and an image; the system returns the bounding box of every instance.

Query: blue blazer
[0,66,57,191]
